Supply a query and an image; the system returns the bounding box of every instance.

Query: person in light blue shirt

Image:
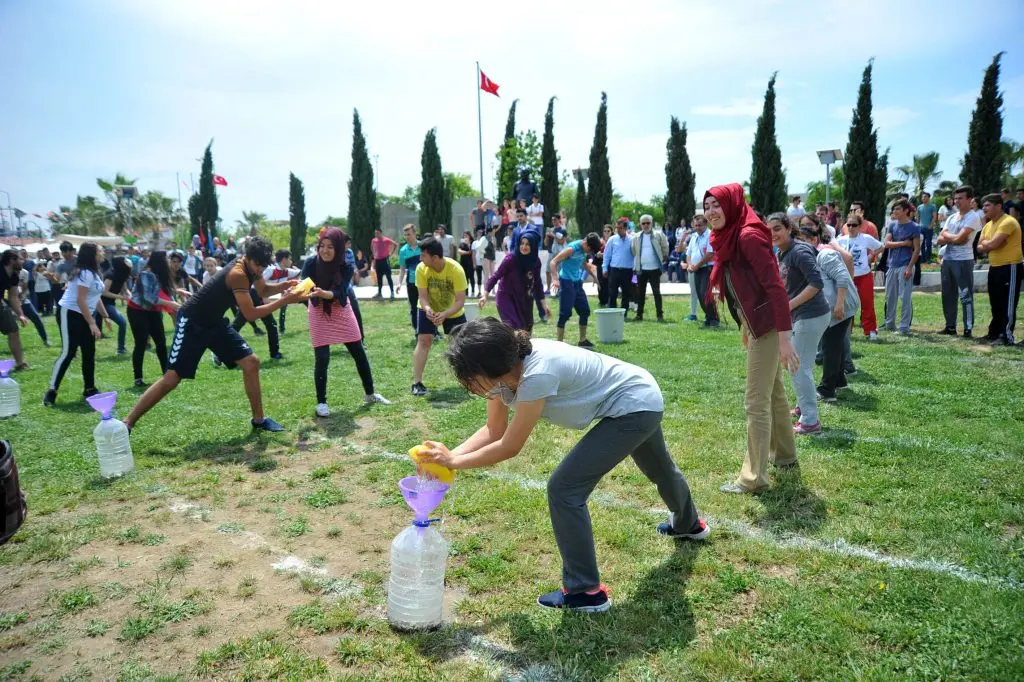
[916,191,937,263]
[602,218,634,314]
[549,233,601,347]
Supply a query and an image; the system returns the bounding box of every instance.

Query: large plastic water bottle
[86,392,134,478]
[387,476,449,631]
[0,360,20,418]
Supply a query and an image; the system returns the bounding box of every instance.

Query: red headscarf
[706,183,772,301]
[313,227,349,315]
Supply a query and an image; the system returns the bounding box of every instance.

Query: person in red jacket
[704,183,799,494]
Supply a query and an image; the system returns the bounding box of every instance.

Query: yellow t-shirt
[981,214,1023,267]
[415,257,467,317]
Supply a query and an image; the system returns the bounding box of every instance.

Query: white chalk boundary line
[356,446,1022,591]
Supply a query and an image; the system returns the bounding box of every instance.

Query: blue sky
[2,0,1022,229]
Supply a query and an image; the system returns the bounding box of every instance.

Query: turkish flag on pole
[212,174,228,186]
[480,70,500,97]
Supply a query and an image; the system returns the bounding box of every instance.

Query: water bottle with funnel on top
[0,360,20,418]
[86,391,134,478]
[387,474,450,631]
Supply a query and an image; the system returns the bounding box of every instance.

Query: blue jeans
[94,300,127,351]
[557,278,590,328]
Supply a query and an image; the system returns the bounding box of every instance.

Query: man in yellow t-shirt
[411,236,468,396]
[978,193,1023,345]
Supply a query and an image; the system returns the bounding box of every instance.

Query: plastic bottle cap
[412,518,441,528]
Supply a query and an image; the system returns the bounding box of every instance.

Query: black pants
[374,258,394,296]
[460,258,475,295]
[50,307,96,393]
[817,318,851,397]
[35,290,52,315]
[405,283,419,331]
[693,267,719,322]
[348,289,364,337]
[231,290,279,356]
[127,307,168,381]
[607,268,633,314]
[314,342,374,403]
[597,269,609,307]
[229,300,260,334]
[22,300,47,344]
[987,262,1023,343]
[635,268,663,319]
[278,305,287,333]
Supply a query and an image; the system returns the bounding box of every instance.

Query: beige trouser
[737,330,797,491]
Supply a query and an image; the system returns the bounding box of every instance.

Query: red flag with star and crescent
[480,71,500,97]
[212,174,228,187]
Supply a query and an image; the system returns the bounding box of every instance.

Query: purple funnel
[86,391,118,420]
[0,360,13,378]
[398,475,449,523]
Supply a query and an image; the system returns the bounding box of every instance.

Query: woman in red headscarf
[302,228,390,418]
[704,184,799,493]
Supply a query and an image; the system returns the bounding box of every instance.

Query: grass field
[0,290,1022,681]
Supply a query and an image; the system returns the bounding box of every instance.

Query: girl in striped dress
[302,228,390,418]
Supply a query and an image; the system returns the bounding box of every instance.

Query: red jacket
[722,226,792,338]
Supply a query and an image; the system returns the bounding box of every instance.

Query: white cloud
[692,99,765,117]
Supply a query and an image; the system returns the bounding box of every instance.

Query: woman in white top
[44,242,112,407]
[416,318,709,613]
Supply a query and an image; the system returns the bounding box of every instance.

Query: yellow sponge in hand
[292,277,315,296]
[408,445,455,484]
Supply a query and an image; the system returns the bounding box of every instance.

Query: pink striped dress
[308,299,361,347]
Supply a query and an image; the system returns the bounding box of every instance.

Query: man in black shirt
[124,236,306,435]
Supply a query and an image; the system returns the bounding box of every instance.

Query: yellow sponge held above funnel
[292,277,315,296]
[408,445,455,484]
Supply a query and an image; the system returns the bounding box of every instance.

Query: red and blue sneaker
[537,584,611,613]
[656,517,710,540]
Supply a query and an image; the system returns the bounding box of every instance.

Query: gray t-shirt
[55,257,77,284]
[942,210,981,261]
[778,241,829,321]
[513,339,663,429]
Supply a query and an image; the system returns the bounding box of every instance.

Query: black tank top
[179,259,254,324]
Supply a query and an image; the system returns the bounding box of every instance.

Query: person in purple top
[479,230,550,333]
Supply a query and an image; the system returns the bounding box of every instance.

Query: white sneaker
[868,331,878,340]
[315,403,330,418]
[364,393,391,405]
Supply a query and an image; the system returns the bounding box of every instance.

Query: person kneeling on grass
[416,317,710,613]
[123,236,307,435]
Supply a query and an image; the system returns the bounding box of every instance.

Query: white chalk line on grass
[360,447,1022,591]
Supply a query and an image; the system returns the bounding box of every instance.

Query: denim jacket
[129,271,161,310]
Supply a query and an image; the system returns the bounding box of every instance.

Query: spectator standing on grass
[1001,187,1019,220]
[458,232,476,297]
[549,233,600,348]
[527,193,545,228]
[686,214,718,327]
[768,213,830,436]
[826,201,839,229]
[917,192,937,263]
[882,199,921,335]
[844,201,880,239]
[786,196,806,221]
[630,214,668,323]
[370,227,398,301]
[667,239,685,283]
[472,227,491,290]
[977,194,1023,346]
[416,318,710,612]
[410,237,468,397]
[395,224,423,335]
[837,215,882,340]
[938,195,955,224]
[54,241,77,309]
[595,225,611,306]
[471,200,487,237]
[704,184,798,494]
[16,260,47,347]
[602,218,634,316]
[936,186,980,338]
[435,225,455,260]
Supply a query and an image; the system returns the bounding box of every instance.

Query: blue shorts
[416,310,467,336]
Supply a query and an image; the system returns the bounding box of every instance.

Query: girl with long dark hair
[458,232,476,296]
[302,228,390,418]
[98,256,133,355]
[126,251,181,387]
[45,242,112,406]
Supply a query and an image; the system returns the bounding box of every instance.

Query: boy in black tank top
[124,237,307,434]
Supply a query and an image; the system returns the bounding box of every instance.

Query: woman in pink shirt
[370,227,398,300]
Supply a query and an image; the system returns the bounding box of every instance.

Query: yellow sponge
[408,445,455,484]
[292,277,315,296]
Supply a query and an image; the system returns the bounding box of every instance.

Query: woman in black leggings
[458,232,476,297]
[126,251,181,387]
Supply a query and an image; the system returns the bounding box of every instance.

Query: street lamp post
[116,185,138,237]
[816,149,843,206]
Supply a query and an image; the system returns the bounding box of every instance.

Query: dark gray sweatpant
[941,259,974,332]
[547,410,700,594]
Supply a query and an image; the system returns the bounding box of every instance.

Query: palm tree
[137,190,178,243]
[894,152,942,198]
[1000,138,1024,188]
[96,173,140,233]
[237,211,267,236]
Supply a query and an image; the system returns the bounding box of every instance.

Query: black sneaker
[990,336,1010,347]
[43,389,56,407]
[83,388,99,399]
[253,328,266,336]
[252,417,285,432]
[537,585,611,613]
[963,330,972,339]
[939,327,957,336]
[844,368,858,377]
[411,382,428,397]
[577,339,595,348]
[656,517,710,540]
[134,379,148,388]
[630,315,644,323]
[270,353,284,361]
[657,316,667,324]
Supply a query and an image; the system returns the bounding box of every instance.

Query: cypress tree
[844,60,885,226]
[347,109,379,255]
[586,92,612,232]
[419,129,447,234]
[187,193,200,240]
[664,116,696,228]
[540,97,561,221]
[749,73,787,214]
[288,173,306,260]
[575,171,589,238]
[495,100,519,200]
[195,140,219,241]
[961,52,1005,195]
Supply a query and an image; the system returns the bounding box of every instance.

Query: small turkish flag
[480,70,500,97]
[212,174,228,187]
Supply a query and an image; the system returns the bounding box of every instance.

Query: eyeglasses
[640,222,651,226]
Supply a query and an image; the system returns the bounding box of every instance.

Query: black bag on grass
[0,440,27,545]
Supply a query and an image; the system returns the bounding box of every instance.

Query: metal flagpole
[476,61,485,199]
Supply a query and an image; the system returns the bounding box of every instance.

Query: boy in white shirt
[837,215,883,339]
[262,249,300,333]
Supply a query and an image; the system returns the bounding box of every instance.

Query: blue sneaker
[252,417,285,432]
[537,585,611,613]
[685,314,698,321]
[656,517,710,540]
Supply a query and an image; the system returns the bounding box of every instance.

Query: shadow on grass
[320,410,358,440]
[409,545,701,679]
[846,369,878,384]
[837,390,879,412]
[760,464,826,535]
[425,388,470,408]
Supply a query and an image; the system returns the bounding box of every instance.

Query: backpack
[0,440,27,545]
